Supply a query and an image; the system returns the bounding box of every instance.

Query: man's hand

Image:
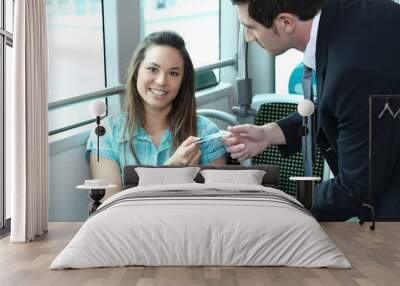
[165,136,201,166]
[221,124,269,161]
[222,123,286,161]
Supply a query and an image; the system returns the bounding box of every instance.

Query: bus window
[46,0,105,104]
[46,0,105,135]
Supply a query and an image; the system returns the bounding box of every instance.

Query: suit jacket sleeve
[276,112,303,158]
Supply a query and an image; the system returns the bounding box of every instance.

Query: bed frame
[123,164,280,189]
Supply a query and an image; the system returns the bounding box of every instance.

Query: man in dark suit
[223,0,400,220]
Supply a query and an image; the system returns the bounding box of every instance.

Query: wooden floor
[0,222,399,286]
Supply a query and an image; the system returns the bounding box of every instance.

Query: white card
[195,130,230,144]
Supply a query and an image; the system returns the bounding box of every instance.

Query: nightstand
[77,180,116,215]
[289,176,321,210]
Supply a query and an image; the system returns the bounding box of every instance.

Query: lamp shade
[89,100,107,117]
[297,99,315,116]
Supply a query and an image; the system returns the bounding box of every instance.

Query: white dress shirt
[303,11,321,71]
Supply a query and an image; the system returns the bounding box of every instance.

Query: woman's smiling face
[136,45,184,113]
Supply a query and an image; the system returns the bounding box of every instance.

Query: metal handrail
[48,59,236,112]
[49,118,98,136]
[48,59,236,135]
[197,109,239,126]
[195,59,236,73]
[48,84,125,111]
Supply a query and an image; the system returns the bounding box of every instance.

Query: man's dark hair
[231,0,327,28]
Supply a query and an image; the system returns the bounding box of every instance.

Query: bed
[50,165,350,269]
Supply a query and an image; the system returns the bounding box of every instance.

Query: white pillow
[200,169,266,185]
[135,167,201,186]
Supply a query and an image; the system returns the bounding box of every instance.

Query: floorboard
[0,222,399,286]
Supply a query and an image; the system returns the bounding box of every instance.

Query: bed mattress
[50,183,350,269]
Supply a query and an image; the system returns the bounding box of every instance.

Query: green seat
[251,102,324,197]
[195,70,218,90]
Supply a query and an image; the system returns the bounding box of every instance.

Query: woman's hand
[165,136,202,166]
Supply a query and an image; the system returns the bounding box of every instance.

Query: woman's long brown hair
[123,31,197,164]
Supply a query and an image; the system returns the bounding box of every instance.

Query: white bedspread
[50,183,351,269]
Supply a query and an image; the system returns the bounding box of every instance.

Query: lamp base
[289,177,320,210]
[88,189,105,215]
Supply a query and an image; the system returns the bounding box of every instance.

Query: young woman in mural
[86,31,226,198]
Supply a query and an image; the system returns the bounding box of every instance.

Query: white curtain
[7,0,49,242]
